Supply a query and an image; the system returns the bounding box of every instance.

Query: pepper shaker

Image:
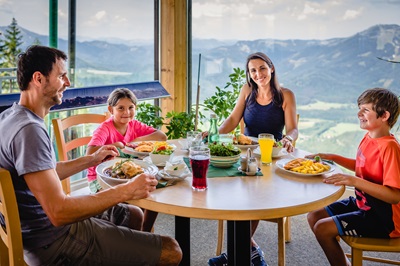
[240,155,248,171]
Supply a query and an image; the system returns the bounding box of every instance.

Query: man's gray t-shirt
[0,103,70,250]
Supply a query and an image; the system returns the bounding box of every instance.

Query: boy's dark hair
[107,88,138,107]
[357,88,400,128]
[17,45,68,91]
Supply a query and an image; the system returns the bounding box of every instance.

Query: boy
[307,88,400,266]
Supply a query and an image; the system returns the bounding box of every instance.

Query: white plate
[272,149,288,159]
[253,147,288,159]
[143,155,184,167]
[124,142,177,158]
[275,158,335,176]
[234,143,259,150]
[157,169,191,181]
[238,166,261,176]
[96,158,158,186]
[234,136,259,149]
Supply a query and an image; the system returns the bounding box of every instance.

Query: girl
[86,87,166,231]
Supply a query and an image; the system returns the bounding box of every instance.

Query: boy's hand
[323,173,356,186]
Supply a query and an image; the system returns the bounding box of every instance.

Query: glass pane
[192,0,400,158]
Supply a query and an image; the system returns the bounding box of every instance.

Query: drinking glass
[189,146,210,191]
[258,133,275,165]
[218,133,234,144]
[187,131,201,149]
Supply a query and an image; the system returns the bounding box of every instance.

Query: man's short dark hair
[17,45,68,91]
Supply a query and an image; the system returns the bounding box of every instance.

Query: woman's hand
[281,137,295,153]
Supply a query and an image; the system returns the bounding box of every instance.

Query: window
[191,0,400,157]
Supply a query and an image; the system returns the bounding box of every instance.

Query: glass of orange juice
[258,133,275,165]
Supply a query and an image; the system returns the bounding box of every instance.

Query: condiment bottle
[248,157,258,173]
[208,113,219,144]
[246,148,254,172]
[240,155,248,171]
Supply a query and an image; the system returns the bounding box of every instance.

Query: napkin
[183,157,262,177]
[164,160,189,177]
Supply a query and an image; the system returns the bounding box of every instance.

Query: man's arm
[56,145,119,180]
[24,168,158,227]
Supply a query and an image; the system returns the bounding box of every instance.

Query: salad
[152,141,175,155]
[209,142,241,157]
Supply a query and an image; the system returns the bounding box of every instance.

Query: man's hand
[90,145,119,166]
[123,173,159,200]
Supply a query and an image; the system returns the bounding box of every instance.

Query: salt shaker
[247,157,258,173]
[246,148,255,172]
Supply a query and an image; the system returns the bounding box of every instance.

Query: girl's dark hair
[357,88,400,128]
[17,45,68,91]
[107,88,138,106]
[245,52,283,106]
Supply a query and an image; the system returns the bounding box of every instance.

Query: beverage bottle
[208,113,219,144]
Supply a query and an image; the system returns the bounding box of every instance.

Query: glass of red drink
[189,146,210,191]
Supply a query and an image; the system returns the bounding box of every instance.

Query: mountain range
[1,24,399,106]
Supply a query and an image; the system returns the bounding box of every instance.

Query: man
[0,45,182,265]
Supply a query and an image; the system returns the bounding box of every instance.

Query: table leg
[227,220,251,266]
[175,216,190,266]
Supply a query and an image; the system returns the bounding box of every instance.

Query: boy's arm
[306,153,356,171]
[324,174,400,204]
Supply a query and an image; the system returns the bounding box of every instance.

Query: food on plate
[104,159,144,179]
[126,141,154,152]
[209,142,241,157]
[273,140,283,147]
[284,158,330,174]
[233,134,253,145]
[152,141,175,155]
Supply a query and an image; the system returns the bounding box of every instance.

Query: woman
[208,52,298,266]
[219,52,298,152]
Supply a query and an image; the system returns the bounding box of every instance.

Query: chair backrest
[52,112,110,194]
[0,168,26,266]
[341,235,400,265]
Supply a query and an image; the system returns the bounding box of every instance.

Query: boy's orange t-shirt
[355,133,400,238]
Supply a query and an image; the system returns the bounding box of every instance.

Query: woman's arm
[281,88,298,143]
[219,84,251,134]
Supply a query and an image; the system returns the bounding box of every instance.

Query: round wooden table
[98,140,345,266]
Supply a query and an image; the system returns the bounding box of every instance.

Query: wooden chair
[52,112,110,194]
[0,168,27,266]
[341,236,400,266]
[216,114,300,265]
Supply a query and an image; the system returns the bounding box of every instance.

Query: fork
[165,179,177,187]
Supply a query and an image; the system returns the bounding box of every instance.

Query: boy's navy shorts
[326,196,391,238]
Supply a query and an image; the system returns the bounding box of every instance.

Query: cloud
[94,10,107,21]
[342,8,363,20]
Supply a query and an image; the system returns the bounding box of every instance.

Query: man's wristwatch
[285,135,293,143]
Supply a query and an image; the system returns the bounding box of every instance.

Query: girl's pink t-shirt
[87,117,156,181]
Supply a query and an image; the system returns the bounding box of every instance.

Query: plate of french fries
[276,158,335,176]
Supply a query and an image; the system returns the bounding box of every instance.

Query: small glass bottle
[208,113,219,144]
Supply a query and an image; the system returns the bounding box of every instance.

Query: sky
[0,0,400,41]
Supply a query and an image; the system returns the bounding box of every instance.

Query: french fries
[284,158,330,174]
